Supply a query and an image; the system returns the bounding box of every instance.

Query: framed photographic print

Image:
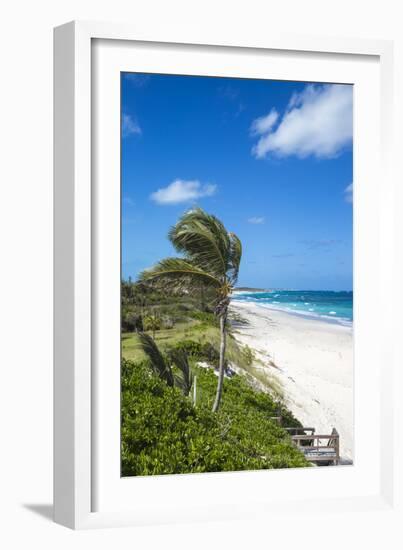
[54,21,396,530]
[119,72,354,472]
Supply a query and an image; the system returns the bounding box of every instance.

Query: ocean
[232,290,353,326]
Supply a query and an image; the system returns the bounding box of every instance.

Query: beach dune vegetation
[121,357,309,476]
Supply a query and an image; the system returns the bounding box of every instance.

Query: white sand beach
[230,301,354,462]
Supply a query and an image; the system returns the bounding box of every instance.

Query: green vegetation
[121,208,309,475]
[121,358,309,476]
[137,332,194,396]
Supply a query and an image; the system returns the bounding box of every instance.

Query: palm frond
[137,332,174,387]
[168,208,231,279]
[170,349,194,397]
[138,257,221,294]
[227,232,242,285]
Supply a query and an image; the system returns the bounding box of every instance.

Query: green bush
[161,315,174,329]
[121,358,309,476]
[143,314,162,333]
[190,311,219,326]
[200,342,220,365]
[122,311,143,332]
[166,339,220,366]
[167,339,204,358]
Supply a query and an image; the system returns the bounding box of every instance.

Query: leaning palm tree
[137,332,174,387]
[137,332,193,396]
[137,208,242,412]
[168,348,194,397]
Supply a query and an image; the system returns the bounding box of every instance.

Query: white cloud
[251,84,352,159]
[150,179,217,205]
[122,114,141,137]
[248,216,265,224]
[344,182,353,203]
[250,109,279,135]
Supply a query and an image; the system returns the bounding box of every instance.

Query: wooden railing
[290,428,340,465]
[269,414,340,466]
[285,427,315,436]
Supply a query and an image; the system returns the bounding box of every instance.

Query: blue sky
[121,73,353,291]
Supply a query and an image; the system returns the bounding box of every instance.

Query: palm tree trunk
[212,310,227,412]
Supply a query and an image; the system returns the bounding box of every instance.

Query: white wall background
[0,0,402,547]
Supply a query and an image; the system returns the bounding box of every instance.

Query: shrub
[190,311,219,326]
[143,314,162,333]
[167,340,221,366]
[122,311,143,332]
[200,342,220,365]
[168,339,203,358]
[121,358,309,476]
[161,315,174,329]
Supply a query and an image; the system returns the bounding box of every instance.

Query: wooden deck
[271,413,341,465]
[289,428,340,466]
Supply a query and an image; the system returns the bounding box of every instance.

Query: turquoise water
[232,290,353,325]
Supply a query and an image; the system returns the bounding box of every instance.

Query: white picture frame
[54,20,397,530]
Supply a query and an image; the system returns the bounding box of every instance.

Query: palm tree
[168,348,194,397]
[137,332,193,396]
[137,208,242,412]
[143,309,160,339]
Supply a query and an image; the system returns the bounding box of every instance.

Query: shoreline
[230,300,354,463]
[233,298,353,327]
